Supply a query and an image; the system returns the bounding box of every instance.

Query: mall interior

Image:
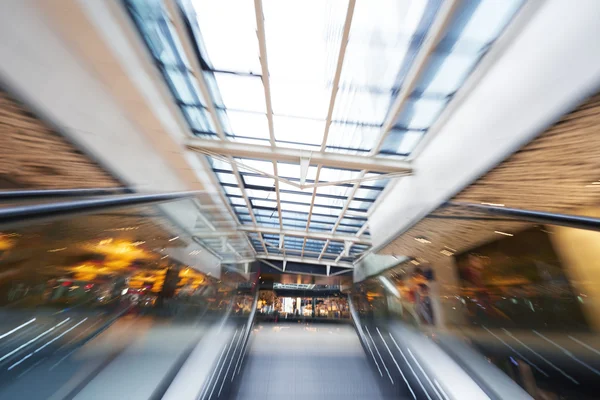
[0,0,599,399]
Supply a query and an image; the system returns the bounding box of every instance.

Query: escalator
[230,323,391,400]
[207,293,494,400]
[0,189,573,399]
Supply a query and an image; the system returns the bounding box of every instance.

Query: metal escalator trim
[205,330,239,400]
[347,295,383,377]
[218,329,244,396]
[365,325,394,384]
[389,333,434,400]
[233,289,259,378]
[376,327,417,400]
[390,323,498,400]
[406,347,444,400]
[198,343,229,400]
[61,347,128,400]
[149,336,203,400]
[434,334,532,400]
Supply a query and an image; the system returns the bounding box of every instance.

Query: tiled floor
[232,323,391,400]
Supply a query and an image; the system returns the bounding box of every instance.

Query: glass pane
[128,1,181,66]
[225,110,270,139]
[229,196,246,206]
[326,122,380,153]
[164,69,198,104]
[214,73,266,113]
[416,52,480,96]
[276,163,301,180]
[191,0,261,74]
[236,159,274,176]
[273,115,326,145]
[340,218,364,227]
[281,218,305,228]
[216,173,237,185]
[245,189,275,200]
[349,200,370,211]
[394,98,446,130]
[270,80,331,119]
[312,206,340,216]
[353,188,379,200]
[443,0,524,53]
[280,203,311,214]
[380,129,424,155]
[182,106,215,132]
[243,176,275,187]
[340,0,433,89]
[313,196,344,208]
[223,186,243,196]
[252,199,277,208]
[209,157,232,171]
[333,88,392,125]
[310,222,334,231]
[263,0,347,119]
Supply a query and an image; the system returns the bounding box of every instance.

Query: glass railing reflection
[0,198,251,399]
[352,217,600,399]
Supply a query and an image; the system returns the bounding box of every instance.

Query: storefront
[257,287,349,320]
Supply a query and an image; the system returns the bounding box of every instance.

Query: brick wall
[0,89,121,189]
[382,92,600,262]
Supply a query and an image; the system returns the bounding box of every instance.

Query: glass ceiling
[125,0,524,265]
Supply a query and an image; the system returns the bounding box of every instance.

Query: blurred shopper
[417,283,434,325]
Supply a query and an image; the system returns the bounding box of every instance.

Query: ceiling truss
[135,0,513,270]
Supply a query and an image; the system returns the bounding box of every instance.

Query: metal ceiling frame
[303,0,356,259]
[165,0,271,257]
[153,0,464,269]
[321,0,461,261]
[254,0,286,259]
[191,227,369,244]
[186,139,411,175]
[255,254,353,269]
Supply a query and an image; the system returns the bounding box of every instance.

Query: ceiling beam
[239,226,369,244]
[194,226,371,244]
[255,254,353,269]
[187,139,412,174]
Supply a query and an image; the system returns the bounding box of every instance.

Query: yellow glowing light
[0,235,16,251]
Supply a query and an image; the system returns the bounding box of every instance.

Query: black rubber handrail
[445,201,600,232]
[0,188,131,200]
[0,191,203,227]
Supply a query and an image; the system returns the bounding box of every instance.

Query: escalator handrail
[0,190,205,226]
[347,294,369,345]
[445,201,600,232]
[0,187,131,200]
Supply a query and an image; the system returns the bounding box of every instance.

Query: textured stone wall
[0,88,182,250]
[0,89,120,189]
[382,92,600,263]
